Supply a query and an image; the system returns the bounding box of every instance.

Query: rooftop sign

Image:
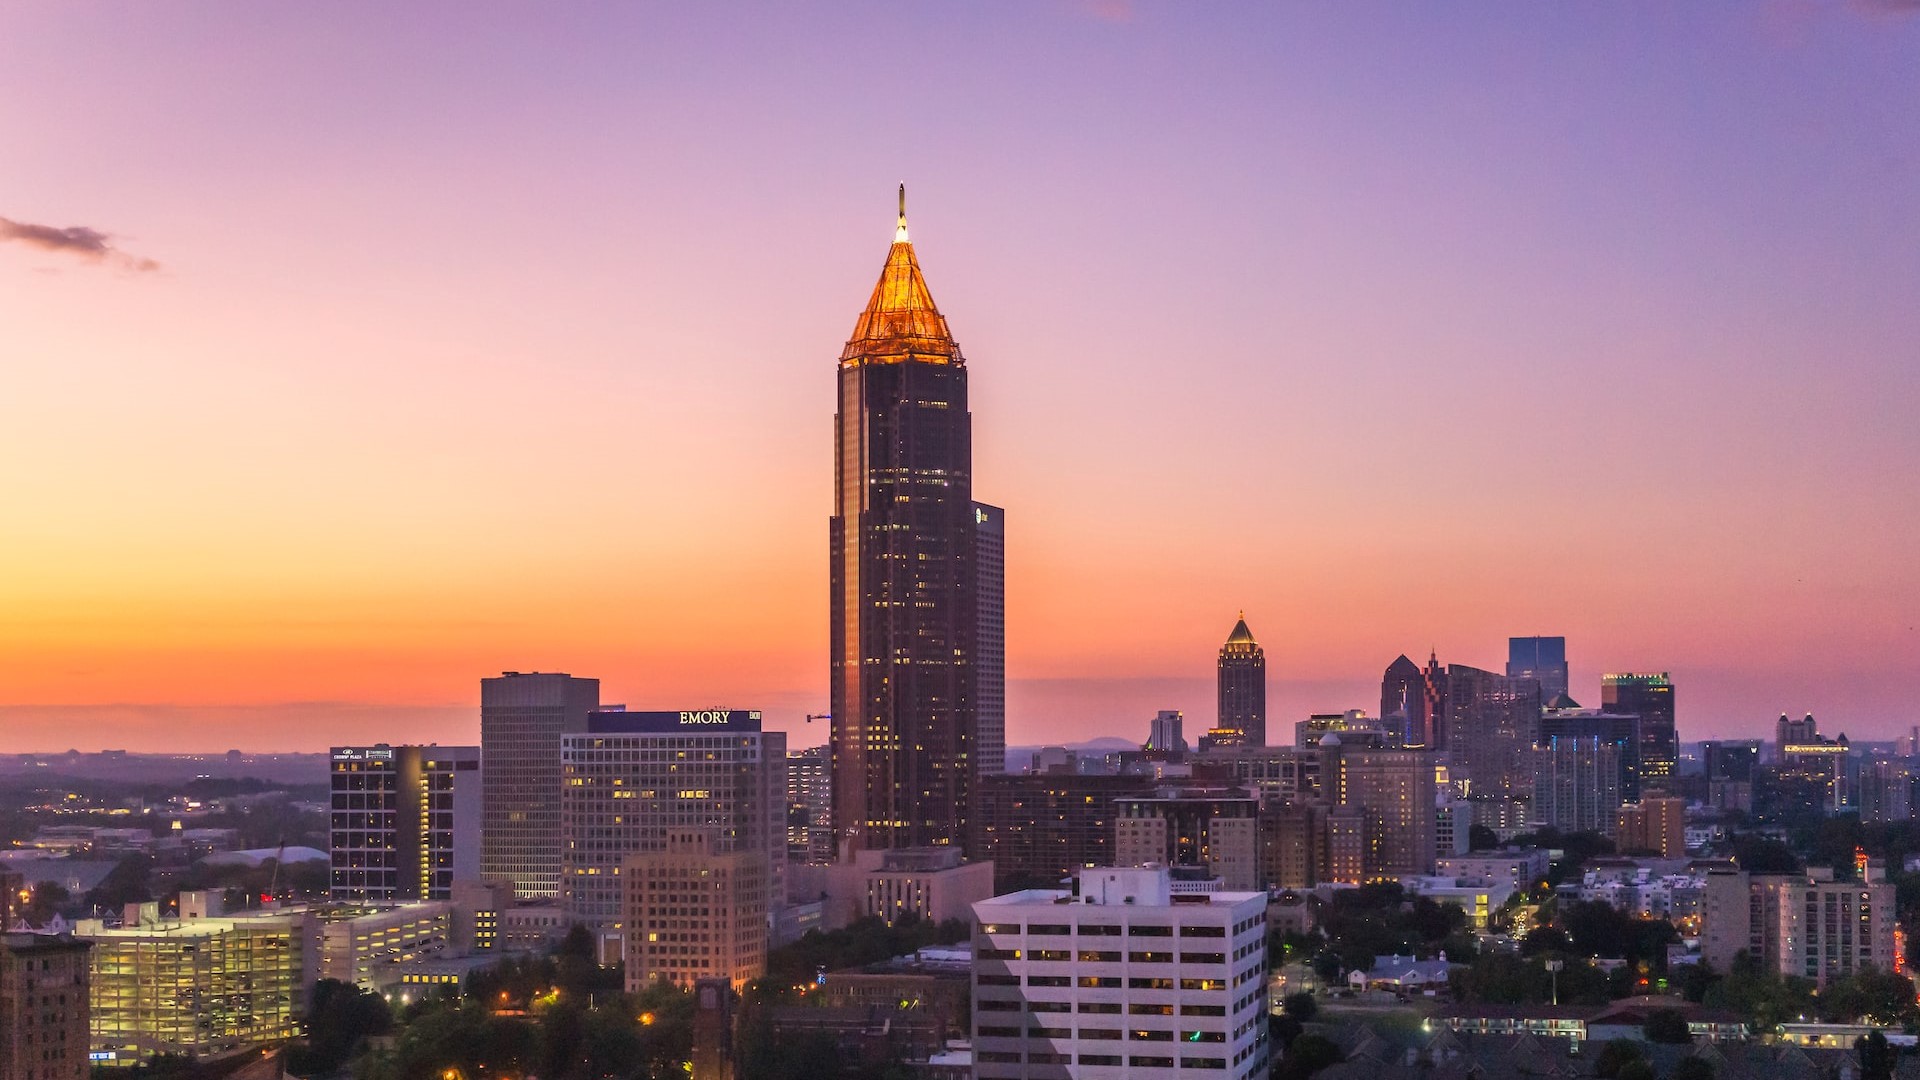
[586,710,762,734]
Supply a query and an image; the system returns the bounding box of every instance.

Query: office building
[1215,614,1267,748]
[788,847,994,929]
[329,744,481,902]
[1381,654,1431,749]
[2,932,90,1080]
[623,829,767,992]
[79,906,307,1061]
[1532,735,1623,837]
[975,502,1007,777]
[1113,788,1261,890]
[1615,797,1686,857]
[1194,745,1322,807]
[1776,734,1850,812]
[561,709,785,930]
[787,745,833,862]
[1701,865,1897,987]
[1702,740,1760,812]
[1776,712,1819,759]
[1857,756,1914,823]
[1442,665,1542,803]
[1321,739,1436,877]
[830,191,983,855]
[1294,710,1391,749]
[970,866,1270,1080]
[1540,708,1642,801]
[1257,802,1329,890]
[1145,711,1188,757]
[1602,673,1676,790]
[481,671,600,899]
[1508,636,1569,703]
[971,773,1154,890]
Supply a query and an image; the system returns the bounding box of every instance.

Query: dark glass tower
[1507,636,1569,703]
[1215,614,1267,747]
[1381,654,1428,747]
[830,189,977,855]
[1603,672,1676,791]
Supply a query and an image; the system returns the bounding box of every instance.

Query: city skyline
[4,5,1918,752]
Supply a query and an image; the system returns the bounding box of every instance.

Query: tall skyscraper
[1442,665,1543,803]
[329,743,481,902]
[1601,672,1676,790]
[1214,613,1267,747]
[1776,711,1818,759]
[973,501,1006,777]
[1381,654,1429,748]
[1320,738,1437,877]
[481,671,600,899]
[1507,636,1569,702]
[561,709,785,930]
[830,189,980,855]
[1539,707,1642,801]
[1531,735,1623,836]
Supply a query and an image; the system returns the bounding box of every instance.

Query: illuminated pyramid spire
[841,184,962,365]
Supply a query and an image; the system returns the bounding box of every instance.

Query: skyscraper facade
[1507,636,1569,703]
[329,743,481,902]
[1531,735,1622,837]
[1539,708,1642,801]
[973,501,1006,777]
[1321,739,1437,877]
[1442,665,1543,803]
[480,671,600,899]
[1381,654,1429,748]
[1215,613,1267,747]
[1602,672,1676,790]
[830,191,980,855]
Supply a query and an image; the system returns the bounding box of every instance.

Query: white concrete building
[971,866,1269,1079]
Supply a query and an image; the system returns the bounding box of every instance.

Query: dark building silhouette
[1602,672,1676,790]
[970,773,1154,890]
[830,190,980,854]
[1702,740,1760,813]
[1539,709,1643,801]
[1422,652,1450,750]
[1443,665,1543,802]
[974,502,1006,777]
[1508,636,1569,703]
[1381,654,1428,747]
[480,671,600,899]
[1214,613,1267,748]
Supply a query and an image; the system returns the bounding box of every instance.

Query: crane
[805,714,831,724]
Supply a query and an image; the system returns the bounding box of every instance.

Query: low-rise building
[1434,850,1551,893]
[788,848,992,929]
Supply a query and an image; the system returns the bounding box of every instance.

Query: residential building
[481,671,600,899]
[975,502,1007,777]
[1701,865,1897,987]
[1213,614,1267,749]
[1145,711,1188,757]
[1857,756,1914,823]
[970,866,1270,1080]
[1539,708,1642,801]
[622,829,767,992]
[1601,673,1675,790]
[560,709,785,930]
[1776,735,1850,812]
[1614,797,1686,856]
[788,847,993,929]
[1193,745,1321,806]
[1321,739,1436,878]
[1113,788,1261,890]
[1508,637,1569,703]
[1702,740,1760,812]
[1442,665,1542,804]
[831,191,983,856]
[971,773,1154,890]
[329,743,481,902]
[1,932,90,1080]
[787,745,833,862]
[1531,735,1623,837]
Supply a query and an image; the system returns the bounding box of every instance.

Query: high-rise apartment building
[1215,614,1267,748]
[1532,735,1623,837]
[830,191,982,855]
[1702,739,1761,813]
[1539,708,1642,801]
[622,829,768,992]
[971,867,1271,1080]
[1857,756,1914,823]
[1508,637,1569,703]
[975,502,1007,778]
[1113,789,1260,890]
[1615,797,1686,857]
[971,773,1154,890]
[1145,711,1188,757]
[1442,665,1542,803]
[481,671,600,899]
[561,709,785,930]
[1321,739,1436,878]
[1602,673,1676,790]
[329,744,481,902]
[1,932,90,1080]
[1701,865,1896,987]
[787,745,833,862]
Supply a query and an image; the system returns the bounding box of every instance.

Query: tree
[287,979,392,1076]
[1672,1057,1716,1080]
[1275,1033,1343,1080]
[1593,1039,1645,1079]
[1468,824,1500,851]
[1282,992,1318,1020]
[1642,1008,1692,1044]
[1858,1030,1897,1080]
[22,882,68,925]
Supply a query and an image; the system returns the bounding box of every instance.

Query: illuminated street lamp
[1544,959,1564,1006]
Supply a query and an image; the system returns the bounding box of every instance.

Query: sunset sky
[2,3,1916,752]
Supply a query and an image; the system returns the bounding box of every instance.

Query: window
[1181,1057,1228,1070]
[1181,925,1226,937]
[1130,1055,1175,1068]
[1128,924,1173,937]
[1078,950,1122,963]
[1181,978,1226,992]
[1080,1027,1123,1040]
[979,923,1020,935]
[1029,1001,1070,1013]
[977,999,1019,1012]
[978,948,1021,961]
[1182,953,1225,965]
[1131,1029,1175,1041]
[976,974,1019,986]
[1031,949,1071,962]
[1080,924,1122,936]
[977,1051,1021,1063]
[1129,951,1172,964]
[1029,1026,1072,1039]
[1181,1030,1226,1043]
[1078,976,1122,988]
[1129,1003,1174,1016]
[1079,1002,1123,1014]
[1027,975,1071,987]
[978,1025,1021,1038]
[1080,1054,1122,1066]
[1128,977,1175,990]
[1182,1004,1227,1016]
[1028,923,1070,936]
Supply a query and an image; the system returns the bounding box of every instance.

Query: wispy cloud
[0,215,159,271]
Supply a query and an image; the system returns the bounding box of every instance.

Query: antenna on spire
[895,183,909,243]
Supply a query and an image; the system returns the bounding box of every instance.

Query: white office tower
[971,866,1270,1079]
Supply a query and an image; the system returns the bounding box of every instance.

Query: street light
[1544,959,1564,1007]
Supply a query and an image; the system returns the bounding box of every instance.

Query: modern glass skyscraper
[830,190,979,854]
[1215,613,1267,747]
[1381,654,1428,747]
[1443,664,1543,801]
[480,671,600,898]
[973,501,1006,777]
[1602,672,1676,791]
[1507,636,1569,702]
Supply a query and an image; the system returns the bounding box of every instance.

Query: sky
[1,2,1916,752]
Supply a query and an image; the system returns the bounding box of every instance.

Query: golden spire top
[896,183,909,244]
[841,186,960,366]
[1226,614,1257,646]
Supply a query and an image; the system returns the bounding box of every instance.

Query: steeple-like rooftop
[1225,613,1258,647]
[841,185,962,366]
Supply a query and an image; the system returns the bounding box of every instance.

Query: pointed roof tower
[1223,612,1260,653]
[841,184,963,366]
